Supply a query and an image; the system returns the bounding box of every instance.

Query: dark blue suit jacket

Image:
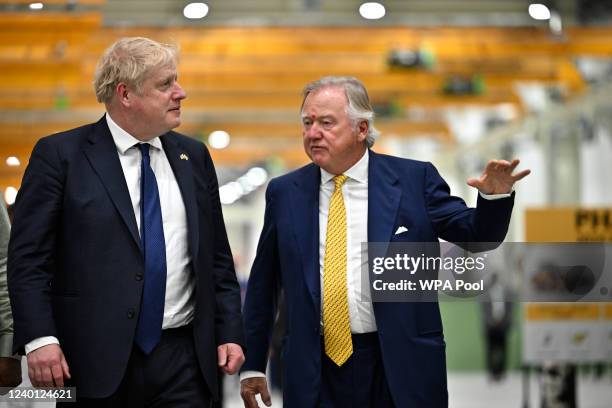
[242,150,514,407]
[8,117,244,398]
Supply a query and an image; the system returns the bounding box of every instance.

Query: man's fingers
[242,394,258,408]
[498,160,511,169]
[260,384,272,406]
[513,169,531,181]
[466,178,482,189]
[222,359,239,374]
[34,370,43,388]
[218,343,245,374]
[41,366,54,388]
[221,362,232,374]
[240,378,271,408]
[223,348,245,374]
[217,345,227,367]
[222,360,235,375]
[240,386,259,408]
[61,355,71,379]
[27,364,35,386]
[51,363,64,387]
[26,344,69,388]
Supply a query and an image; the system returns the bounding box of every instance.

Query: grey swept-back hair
[301,76,380,147]
[94,37,178,104]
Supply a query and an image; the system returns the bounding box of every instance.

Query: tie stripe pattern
[323,174,353,366]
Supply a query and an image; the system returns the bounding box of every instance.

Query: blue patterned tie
[135,143,167,354]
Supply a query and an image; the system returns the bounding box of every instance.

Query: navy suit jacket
[7,117,245,398]
[242,150,514,407]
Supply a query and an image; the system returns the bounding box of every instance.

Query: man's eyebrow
[159,73,177,83]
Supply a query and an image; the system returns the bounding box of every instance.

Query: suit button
[135,274,143,281]
[127,309,135,319]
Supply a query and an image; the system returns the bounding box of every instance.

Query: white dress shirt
[25,113,194,354]
[319,150,377,333]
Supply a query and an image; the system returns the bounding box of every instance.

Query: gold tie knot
[333,175,348,191]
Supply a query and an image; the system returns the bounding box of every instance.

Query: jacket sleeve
[241,180,281,373]
[200,144,246,347]
[8,137,64,354]
[0,205,14,357]
[424,162,514,246]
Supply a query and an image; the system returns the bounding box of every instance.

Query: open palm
[467,159,530,195]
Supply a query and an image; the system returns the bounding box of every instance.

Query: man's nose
[305,123,321,139]
[174,82,187,100]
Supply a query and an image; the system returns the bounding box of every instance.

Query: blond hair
[93,37,178,104]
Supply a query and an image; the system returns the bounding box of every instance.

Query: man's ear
[357,120,369,143]
[116,83,131,107]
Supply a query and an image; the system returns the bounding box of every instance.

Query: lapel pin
[180,153,189,161]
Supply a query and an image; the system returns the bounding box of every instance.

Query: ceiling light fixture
[528,3,551,20]
[208,130,230,149]
[29,2,44,10]
[183,2,209,19]
[359,2,386,20]
[6,157,20,167]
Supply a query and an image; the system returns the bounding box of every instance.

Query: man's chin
[310,155,329,170]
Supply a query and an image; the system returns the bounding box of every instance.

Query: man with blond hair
[240,76,529,407]
[9,37,245,407]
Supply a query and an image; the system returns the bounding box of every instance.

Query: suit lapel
[290,164,321,310]
[288,153,402,311]
[83,117,141,249]
[368,150,401,244]
[161,135,199,261]
[368,152,401,319]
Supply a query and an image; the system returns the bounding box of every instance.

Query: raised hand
[467,159,530,195]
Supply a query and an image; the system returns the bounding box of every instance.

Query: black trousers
[320,333,395,408]
[58,325,211,408]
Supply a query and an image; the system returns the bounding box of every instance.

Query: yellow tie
[323,174,352,366]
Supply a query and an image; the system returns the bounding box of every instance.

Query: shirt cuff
[479,190,513,200]
[25,336,60,355]
[240,370,266,382]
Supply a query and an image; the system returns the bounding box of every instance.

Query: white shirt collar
[105,113,163,154]
[320,149,369,185]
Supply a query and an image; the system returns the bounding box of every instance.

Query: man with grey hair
[240,76,529,407]
[9,37,245,407]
